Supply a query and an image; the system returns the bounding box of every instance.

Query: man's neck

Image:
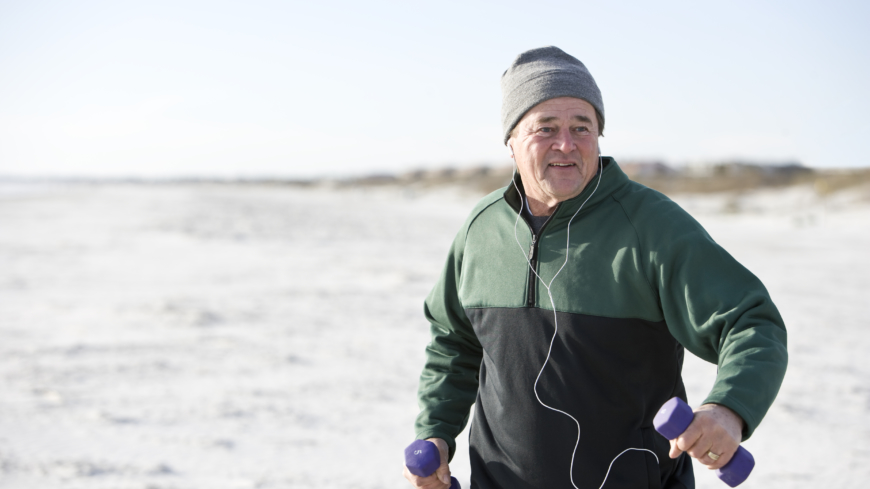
[525,195,558,216]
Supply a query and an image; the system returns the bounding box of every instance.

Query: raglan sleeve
[414,227,484,461]
[645,203,788,440]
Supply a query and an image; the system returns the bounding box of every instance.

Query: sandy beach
[1,179,868,488]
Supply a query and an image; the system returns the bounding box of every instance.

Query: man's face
[508,97,600,213]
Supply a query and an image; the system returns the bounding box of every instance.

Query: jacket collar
[504,157,629,222]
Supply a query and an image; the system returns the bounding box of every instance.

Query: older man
[404,47,787,489]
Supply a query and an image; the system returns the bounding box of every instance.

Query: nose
[551,127,576,153]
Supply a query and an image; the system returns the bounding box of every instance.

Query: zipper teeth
[527,235,536,307]
[525,206,559,308]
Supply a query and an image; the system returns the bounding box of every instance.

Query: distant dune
[329,161,870,200]
[6,162,868,201]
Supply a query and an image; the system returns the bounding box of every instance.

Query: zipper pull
[528,234,537,260]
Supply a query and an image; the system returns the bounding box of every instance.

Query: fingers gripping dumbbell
[654,397,755,487]
[404,440,460,489]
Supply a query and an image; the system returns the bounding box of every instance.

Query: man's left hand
[668,403,744,470]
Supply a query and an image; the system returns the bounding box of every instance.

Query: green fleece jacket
[414,158,787,489]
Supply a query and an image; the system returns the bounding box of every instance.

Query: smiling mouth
[548,163,576,167]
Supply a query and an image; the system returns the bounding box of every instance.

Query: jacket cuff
[701,395,758,441]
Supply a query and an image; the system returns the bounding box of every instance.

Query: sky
[1,0,868,178]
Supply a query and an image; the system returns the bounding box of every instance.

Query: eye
[539,126,555,133]
[573,126,590,134]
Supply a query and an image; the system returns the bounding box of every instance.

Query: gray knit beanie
[501,46,604,144]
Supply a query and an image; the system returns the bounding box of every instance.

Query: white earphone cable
[510,156,659,488]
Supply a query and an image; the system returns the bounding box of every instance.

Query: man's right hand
[403,437,453,488]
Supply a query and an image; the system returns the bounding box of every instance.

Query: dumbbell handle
[404,440,460,489]
[653,397,755,487]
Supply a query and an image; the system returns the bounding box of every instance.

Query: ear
[507,140,515,158]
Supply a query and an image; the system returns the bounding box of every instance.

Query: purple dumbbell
[404,439,460,489]
[654,397,755,487]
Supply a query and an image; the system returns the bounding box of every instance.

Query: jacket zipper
[527,234,538,307]
[525,207,558,308]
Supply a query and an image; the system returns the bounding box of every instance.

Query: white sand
[0,181,867,488]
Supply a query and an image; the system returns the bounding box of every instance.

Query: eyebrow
[536,115,593,124]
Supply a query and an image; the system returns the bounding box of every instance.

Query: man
[404,46,787,488]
